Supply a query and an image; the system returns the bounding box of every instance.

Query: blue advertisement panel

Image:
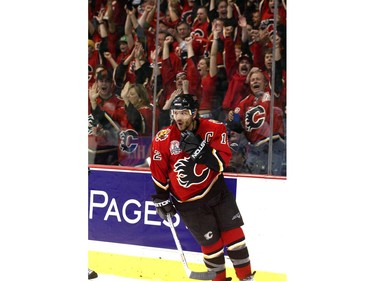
[88,168,237,253]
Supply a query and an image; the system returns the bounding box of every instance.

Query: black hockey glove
[151,193,176,221]
[180,130,208,161]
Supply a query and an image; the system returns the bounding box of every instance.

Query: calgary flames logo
[119,129,138,153]
[245,105,266,132]
[174,157,210,188]
[155,128,170,141]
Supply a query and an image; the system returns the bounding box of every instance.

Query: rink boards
[88,166,287,281]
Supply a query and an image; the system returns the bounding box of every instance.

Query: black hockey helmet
[170,94,199,111]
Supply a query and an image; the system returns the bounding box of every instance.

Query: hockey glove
[152,193,176,221]
[180,130,209,161]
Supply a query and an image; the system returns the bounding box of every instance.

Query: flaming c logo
[245,105,266,132]
[174,157,210,188]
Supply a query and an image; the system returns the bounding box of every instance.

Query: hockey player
[150,94,256,281]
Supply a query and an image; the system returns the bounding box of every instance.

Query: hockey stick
[166,214,216,280]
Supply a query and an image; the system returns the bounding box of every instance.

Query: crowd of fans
[88,0,287,176]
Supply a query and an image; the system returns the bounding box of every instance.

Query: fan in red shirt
[117,83,153,167]
[227,69,286,176]
[221,35,252,113]
[150,94,256,281]
[258,0,286,36]
[239,12,286,114]
[173,21,206,66]
[111,6,136,82]
[180,0,198,25]
[184,24,221,119]
[191,6,210,39]
[156,35,192,123]
[90,5,122,72]
[191,6,210,51]
[88,69,125,165]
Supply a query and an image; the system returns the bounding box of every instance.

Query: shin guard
[222,228,252,280]
[202,239,227,281]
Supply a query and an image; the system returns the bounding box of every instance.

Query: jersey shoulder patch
[155,128,171,141]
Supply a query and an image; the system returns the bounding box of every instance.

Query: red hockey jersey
[150,118,232,202]
[234,92,285,145]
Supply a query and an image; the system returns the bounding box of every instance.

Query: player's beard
[175,117,194,132]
